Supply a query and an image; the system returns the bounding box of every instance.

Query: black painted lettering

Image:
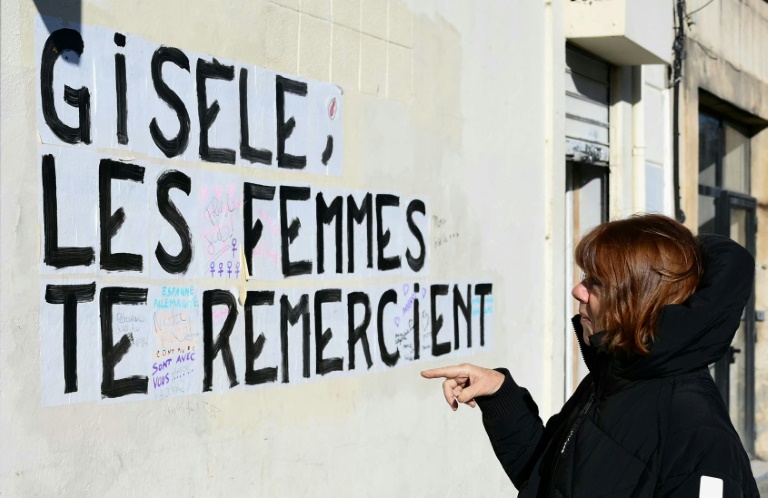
[40,28,90,144]
[155,170,193,274]
[239,68,272,165]
[279,294,310,383]
[244,291,277,385]
[413,283,421,360]
[276,75,308,169]
[405,199,426,272]
[100,287,149,398]
[149,47,191,158]
[41,154,95,268]
[347,193,373,274]
[347,291,373,370]
[243,183,276,277]
[197,58,235,164]
[430,284,450,356]
[321,135,333,166]
[99,159,145,272]
[316,192,343,274]
[314,289,343,375]
[45,283,96,394]
[453,284,471,349]
[202,290,239,391]
[377,289,400,367]
[279,186,312,277]
[376,194,401,271]
[114,33,128,145]
[474,284,493,347]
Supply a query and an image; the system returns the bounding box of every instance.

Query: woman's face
[572,275,602,343]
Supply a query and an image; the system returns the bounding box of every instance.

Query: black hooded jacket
[476,234,758,497]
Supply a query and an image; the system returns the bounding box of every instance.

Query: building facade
[0,0,765,495]
[679,0,768,458]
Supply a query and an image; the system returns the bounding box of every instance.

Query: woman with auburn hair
[423,214,759,497]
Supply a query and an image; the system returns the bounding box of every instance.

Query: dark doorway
[698,110,758,456]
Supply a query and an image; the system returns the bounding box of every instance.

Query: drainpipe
[632,66,645,213]
[672,0,686,222]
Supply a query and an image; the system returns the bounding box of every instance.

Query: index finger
[421,365,468,379]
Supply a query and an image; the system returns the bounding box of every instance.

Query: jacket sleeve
[474,368,545,489]
[658,374,758,498]
[658,474,749,498]
[655,426,759,497]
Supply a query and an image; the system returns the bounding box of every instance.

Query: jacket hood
[573,234,755,381]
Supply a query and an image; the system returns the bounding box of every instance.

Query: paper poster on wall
[403,196,429,277]
[101,158,149,276]
[339,191,364,277]
[39,282,493,405]
[242,180,283,281]
[36,16,493,407]
[35,17,98,148]
[38,146,100,275]
[150,285,202,400]
[148,166,199,279]
[308,81,343,175]
[39,144,431,282]
[40,281,101,406]
[239,65,278,170]
[102,287,153,404]
[34,15,343,174]
[197,171,244,281]
[205,286,244,393]
[91,29,152,153]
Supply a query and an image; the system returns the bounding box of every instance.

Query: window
[697,98,761,454]
[698,112,751,233]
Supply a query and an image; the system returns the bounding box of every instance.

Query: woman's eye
[581,273,600,288]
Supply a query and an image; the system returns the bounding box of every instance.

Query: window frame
[698,110,752,195]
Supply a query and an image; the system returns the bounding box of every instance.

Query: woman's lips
[580,316,591,322]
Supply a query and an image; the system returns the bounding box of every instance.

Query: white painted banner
[35,15,492,406]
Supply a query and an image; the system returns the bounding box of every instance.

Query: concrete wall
[0,0,566,495]
[608,64,672,219]
[683,0,768,458]
[643,65,672,215]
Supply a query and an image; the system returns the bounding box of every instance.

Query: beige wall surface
[0,0,561,495]
[684,0,768,459]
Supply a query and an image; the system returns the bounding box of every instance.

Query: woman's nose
[572,283,589,303]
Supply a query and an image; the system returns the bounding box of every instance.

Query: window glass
[575,167,605,235]
[698,194,716,234]
[698,114,720,188]
[723,124,750,194]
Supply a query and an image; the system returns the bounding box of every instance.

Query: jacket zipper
[549,391,596,489]
[549,318,601,491]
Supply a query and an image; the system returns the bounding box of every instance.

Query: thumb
[457,383,481,404]
[456,368,504,403]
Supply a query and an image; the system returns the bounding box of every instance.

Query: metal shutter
[565,47,610,165]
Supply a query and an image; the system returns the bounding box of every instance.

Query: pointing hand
[421,363,505,411]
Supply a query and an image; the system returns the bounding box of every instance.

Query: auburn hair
[574,214,703,355]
